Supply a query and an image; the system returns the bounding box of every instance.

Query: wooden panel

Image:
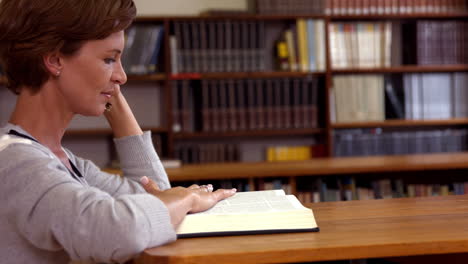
[127,74,166,81]
[330,13,468,19]
[173,128,325,139]
[104,153,468,181]
[169,71,326,80]
[134,195,468,264]
[200,72,326,79]
[332,119,468,128]
[332,65,468,74]
[160,153,468,181]
[135,13,468,22]
[67,127,167,136]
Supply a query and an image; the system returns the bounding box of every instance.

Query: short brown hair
[0,0,137,94]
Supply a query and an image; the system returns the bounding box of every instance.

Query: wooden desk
[134,195,468,264]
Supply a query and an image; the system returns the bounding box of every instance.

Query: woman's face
[58,30,127,116]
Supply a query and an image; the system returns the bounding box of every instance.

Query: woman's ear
[43,52,63,77]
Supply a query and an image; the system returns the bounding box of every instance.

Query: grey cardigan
[0,123,176,264]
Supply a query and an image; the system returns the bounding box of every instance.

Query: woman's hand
[139,176,236,227]
[104,86,143,138]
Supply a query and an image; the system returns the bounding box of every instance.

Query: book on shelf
[332,75,385,123]
[333,128,468,157]
[329,21,393,69]
[122,24,164,75]
[169,18,325,73]
[175,143,240,164]
[176,189,319,238]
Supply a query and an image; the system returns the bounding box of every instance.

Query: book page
[193,189,306,215]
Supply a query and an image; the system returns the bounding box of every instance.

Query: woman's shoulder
[0,131,78,190]
[0,135,52,159]
[0,123,52,157]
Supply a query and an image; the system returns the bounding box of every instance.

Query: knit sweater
[0,123,177,264]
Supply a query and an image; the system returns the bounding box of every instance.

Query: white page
[192,190,305,215]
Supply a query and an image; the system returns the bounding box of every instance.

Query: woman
[0,0,236,263]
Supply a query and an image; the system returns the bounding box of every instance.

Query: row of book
[175,176,468,204]
[416,21,468,65]
[402,73,468,120]
[331,73,468,123]
[333,128,468,157]
[256,0,326,15]
[122,24,164,75]
[170,19,326,74]
[329,22,392,69]
[255,0,468,15]
[296,177,468,203]
[174,143,240,164]
[174,142,323,164]
[326,0,468,15]
[277,19,326,72]
[121,20,466,75]
[172,78,320,133]
[330,20,468,69]
[331,75,385,123]
[171,20,265,74]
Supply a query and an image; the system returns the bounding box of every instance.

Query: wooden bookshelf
[136,13,468,21]
[3,6,463,196]
[104,152,468,182]
[65,127,167,136]
[127,73,166,81]
[170,71,326,80]
[140,14,327,21]
[134,12,468,167]
[332,119,468,129]
[173,128,325,139]
[329,13,468,20]
[332,65,468,74]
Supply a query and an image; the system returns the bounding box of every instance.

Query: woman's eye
[104,58,116,64]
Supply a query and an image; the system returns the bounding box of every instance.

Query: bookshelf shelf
[201,71,327,79]
[65,127,168,136]
[22,8,467,199]
[332,65,468,74]
[169,71,326,80]
[173,128,325,139]
[332,119,468,129]
[138,14,327,21]
[104,152,468,181]
[136,13,468,21]
[330,13,468,20]
[127,73,166,81]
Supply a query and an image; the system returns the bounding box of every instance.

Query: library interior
[2,0,468,263]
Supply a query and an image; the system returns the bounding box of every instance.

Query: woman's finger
[188,184,200,190]
[140,176,161,195]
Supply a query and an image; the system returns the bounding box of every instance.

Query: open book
[176,189,319,238]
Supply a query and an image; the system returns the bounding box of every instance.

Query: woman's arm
[104,86,143,138]
[1,144,176,263]
[83,85,170,192]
